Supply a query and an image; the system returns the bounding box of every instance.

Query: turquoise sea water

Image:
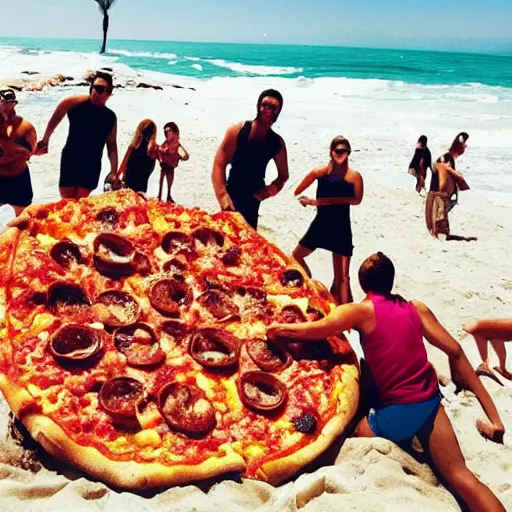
[1,36,511,87]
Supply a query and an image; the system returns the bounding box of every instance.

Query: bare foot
[475,363,503,386]
[494,366,512,381]
[476,418,505,444]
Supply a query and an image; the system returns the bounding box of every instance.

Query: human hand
[35,139,49,155]
[298,196,316,207]
[254,183,280,201]
[220,194,235,212]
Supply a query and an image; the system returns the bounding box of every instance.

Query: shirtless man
[36,71,118,199]
[0,89,37,216]
[212,89,289,229]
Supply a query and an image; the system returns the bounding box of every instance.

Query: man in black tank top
[36,72,118,200]
[212,89,289,229]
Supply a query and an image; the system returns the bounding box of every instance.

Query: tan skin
[0,99,37,216]
[292,145,363,305]
[36,77,118,199]
[267,298,506,512]
[212,95,289,211]
[157,129,189,203]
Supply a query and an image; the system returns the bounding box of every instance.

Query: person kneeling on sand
[463,319,512,385]
[267,252,505,512]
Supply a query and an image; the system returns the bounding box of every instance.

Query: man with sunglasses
[0,89,37,215]
[36,71,118,199]
[212,89,289,229]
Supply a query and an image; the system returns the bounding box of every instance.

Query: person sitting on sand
[463,319,512,385]
[156,122,189,203]
[212,89,289,229]
[117,119,157,194]
[292,136,363,305]
[36,71,118,199]
[408,134,432,194]
[0,89,37,216]
[267,252,506,512]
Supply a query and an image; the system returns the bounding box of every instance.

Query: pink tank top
[362,293,438,405]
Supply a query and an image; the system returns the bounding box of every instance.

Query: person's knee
[443,462,477,491]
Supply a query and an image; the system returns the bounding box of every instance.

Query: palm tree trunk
[100,12,109,54]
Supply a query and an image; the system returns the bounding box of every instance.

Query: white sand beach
[0,65,511,511]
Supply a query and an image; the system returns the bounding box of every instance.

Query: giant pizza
[0,189,359,489]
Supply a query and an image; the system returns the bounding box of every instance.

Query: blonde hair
[131,119,157,149]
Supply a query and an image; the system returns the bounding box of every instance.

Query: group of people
[0,71,510,511]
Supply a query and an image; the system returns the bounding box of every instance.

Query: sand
[0,74,511,511]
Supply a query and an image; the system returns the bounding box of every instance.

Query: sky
[3,0,512,52]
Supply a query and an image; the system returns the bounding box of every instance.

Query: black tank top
[315,173,354,224]
[126,139,155,178]
[227,121,282,194]
[63,99,116,165]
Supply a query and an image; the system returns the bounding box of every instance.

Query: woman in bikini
[292,136,363,304]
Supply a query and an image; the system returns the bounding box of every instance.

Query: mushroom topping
[222,246,242,266]
[94,290,141,328]
[148,278,192,317]
[93,233,136,279]
[96,207,119,225]
[192,227,224,248]
[278,304,306,324]
[197,290,239,321]
[47,282,91,315]
[280,269,305,288]
[189,328,239,369]
[50,240,83,268]
[238,372,287,414]
[49,324,103,364]
[114,323,165,367]
[247,339,292,372]
[99,377,145,427]
[161,231,193,255]
[158,382,216,436]
[292,412,319,434]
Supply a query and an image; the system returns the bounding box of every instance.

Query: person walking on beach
[117,119,157,194]
[408,134,432,194]
[0,89,37,216]
[292,136,363,305]
[267,252,506,512]
[212,89,289,229]
[36,71,118,199]
[463,318,512,384]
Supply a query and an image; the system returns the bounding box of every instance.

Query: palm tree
[93,0,117,54]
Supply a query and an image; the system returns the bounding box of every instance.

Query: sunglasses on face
[93,84,110,95]
[333,147,349,156]
[260,102,279,112]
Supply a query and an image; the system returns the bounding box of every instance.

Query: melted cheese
[106,436,133,454]
[268,295,309,312]
[195,373,216,400]
[36,233,58,248]
[222,377,242,412]
[134,429,162,448]
[31,313,55,335]
[41,390,67,415]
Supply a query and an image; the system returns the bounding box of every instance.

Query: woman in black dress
[117,119,157,193]
[292,136,364,305]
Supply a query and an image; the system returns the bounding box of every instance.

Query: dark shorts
[59,151,101,191]
[368,392,441,445]
[0,167,33,207]
[299,215,353,257]
[227,184,261,230]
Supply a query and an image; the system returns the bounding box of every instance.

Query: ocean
[0,37,511,207]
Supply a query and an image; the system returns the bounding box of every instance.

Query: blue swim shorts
[368,393,442,444]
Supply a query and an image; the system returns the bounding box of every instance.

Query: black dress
[299,173,354,257]
[124,139,156,193]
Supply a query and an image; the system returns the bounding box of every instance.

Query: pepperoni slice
[93,233,136,279]
[246,339,292,372]
[238,372,287,414]
[114,323,165,367]
[47,282,91,315]
[158,382,217,436]
[148,278,192,317]
[189,328,239,369]
[222,246,242,266]
[160,320,189,349]
[161,231,194,255]
[94,290,141,328]
[192,227,224,248]
[280,269,305,287]
[50,240,83,268]
[197,290,239,321]
[96,207,119,225]
[278,304,306,324]
[236,286,268,316]
[99,377,145,427]
[162,257,187,279]
[49,324,103,364]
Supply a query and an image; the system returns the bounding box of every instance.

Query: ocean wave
[190,63,203,71]
[109,49,178,60]
[207,59,303,76]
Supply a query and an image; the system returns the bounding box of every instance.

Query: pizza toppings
[190,328,239,369]
[161,231,194,255]
[236,286,268,316]
[50,240,83,268]
[196,290,239,321]
[160,320,189,345]
[247,339,292,372]
[47,282,91,314]
[162,257,187,278]
[94,290,141,328]
[114,323,166,367]
[193,227,224,248]
[96,207,119,225]
[99,376,145,427]
[93,233,137,278]
[280,269,305,288]
[158,382,217,436]
[148,278,192,317]
[279,304,306,324]
[292,412,318,434]
[239,372,287,413]
[49,324,103,364]
[306,306,325,321]
[222,246,242,266]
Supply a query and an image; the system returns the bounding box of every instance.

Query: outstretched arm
[295,168,324,196]
[178,144,189,162]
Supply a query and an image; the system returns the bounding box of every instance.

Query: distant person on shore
[408,134,432,194]
[425,132,475,241]
[463,319,512,384]
[36,71,118,199]
[157,122,189,203]
[117,119,157,194]
[0,89,37,216]
[267,252,506,512]
[292,136,363,304]
[212,89,289,229]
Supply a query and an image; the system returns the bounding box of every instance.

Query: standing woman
[292,136,363,304]
[117,119,157,193]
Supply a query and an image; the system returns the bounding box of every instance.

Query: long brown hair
[131,119,157,150]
